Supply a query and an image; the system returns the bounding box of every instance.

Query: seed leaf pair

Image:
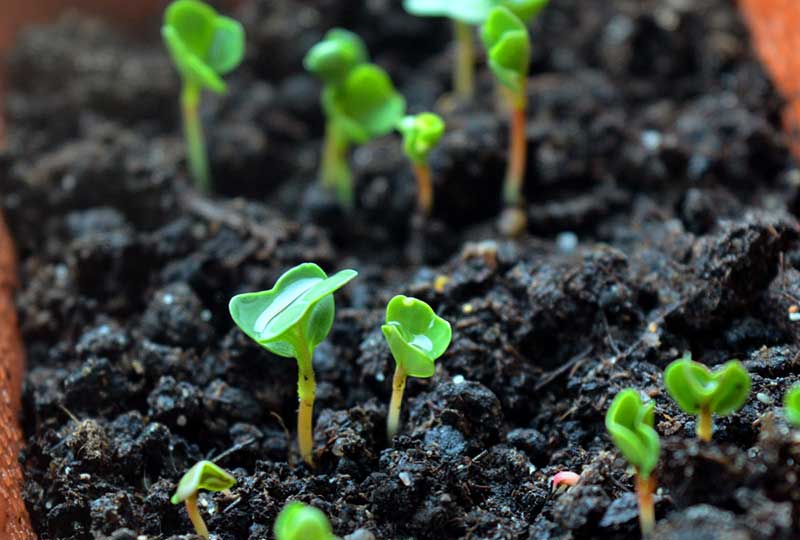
[664,357,751,416]
[230,263,357,359]
[163,0,245,94]
[605,389,660,479]
[481,7,531,96]
[382,295,452,378]
[229,263,357,466]
[383,296,452,438]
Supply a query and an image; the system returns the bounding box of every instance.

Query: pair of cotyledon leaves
[171,460,235,504]
[229,264,451,377]
[664,356,751,417]
[305,30,406,145]
[605,389,660,479]
[162,0,245,93]
[397,113,446,164]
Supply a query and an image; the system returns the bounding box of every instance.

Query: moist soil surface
[4,0,800,539]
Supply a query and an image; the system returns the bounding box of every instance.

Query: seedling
[162,0,245,193]
[606,389,660,538]
[397,113,446,215]
[382,295,451,439]
[171,460,235,539]
[274,501,336,540]
[664,354,751,442]
[403,0,548,99]
[304,29,368,206]
[784,384,800,426]
[481,6,531,218]
[229,263,358,466]
[306,32,406,208]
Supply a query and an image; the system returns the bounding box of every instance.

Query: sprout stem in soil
[181,81,211,193]
[229,263,358,466]
[636,474,656,538]
[606,389,660,538]
[162,0,245,193]
[664,354,751,442]
[504,87,528,207]
[398,113,445,215]
[454,20,475,99]
[387,364,407,439]
[170,460,236,540]
[382,295,451,439]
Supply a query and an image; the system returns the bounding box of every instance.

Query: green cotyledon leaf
[274,502,335,540]
[162,0,245,93]
[605,389,660,479]
[481,7,531,95]
[171,460,235,504]
[784,384,800,427]
[328,64,407,144]
[381,295,452,378]
[229,263,357,358]
[664,356,751,416]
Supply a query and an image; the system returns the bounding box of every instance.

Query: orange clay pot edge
[738,0,800,157]
[0,210,34,540]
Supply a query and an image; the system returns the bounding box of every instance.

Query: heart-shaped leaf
[304,28,368,87]
[171,460,235,504]
[664,356,751,416]
[605,389,660,479]
[481,7,531,95]
[381,295,451,378]
[162,0,245,93]
[274,502,335,540]
[398,113,446,164]
[327,64,407,144]
[229,263,357,359]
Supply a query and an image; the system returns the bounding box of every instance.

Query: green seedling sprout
[664,354,751,442]
[403,0,547,99]
[397,113,446,216]
[784,384,800,426]
[171,460,236,539]
[162,0,245,193]
[274,501,336,540]
[229,263,358,466]
[304,29,368,206]
[606,389,660,538]
[382,295,452,439]
[306,33,406,208]
[481,6,532,222]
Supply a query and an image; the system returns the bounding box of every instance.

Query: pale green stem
[181,81,212,193]
[453,20,475,100]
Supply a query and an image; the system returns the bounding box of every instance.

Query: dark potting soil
[3,0,800,539]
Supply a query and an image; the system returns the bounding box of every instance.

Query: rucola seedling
[304,29,367,206]
[171,460,236,539]
[274,501,336,540]
[606,389,660,538]
[403,0,548,99]
[664,354,751,442]
[784,384,800,426]
[229,263,357,466]
[382,295,451,439]
[481,6,531,231]
[397,113,446,216]
[162,0,245,193]
[306,33,406,208]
